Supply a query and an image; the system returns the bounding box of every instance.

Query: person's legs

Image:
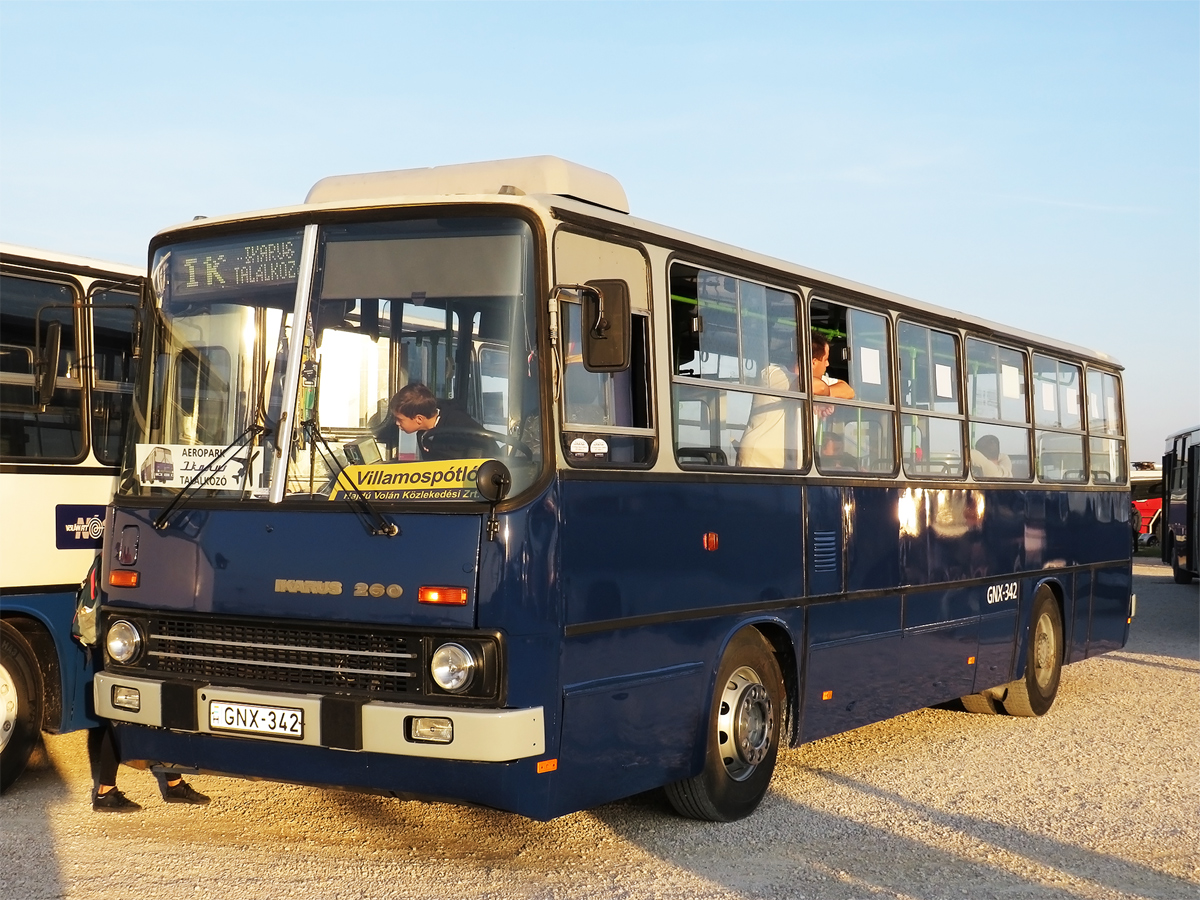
[87,725,140,813]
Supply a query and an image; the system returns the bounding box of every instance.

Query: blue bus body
[102,477,1130,820]
[92,158,1133,821]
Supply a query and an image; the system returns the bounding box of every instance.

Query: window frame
[667,260,808,473]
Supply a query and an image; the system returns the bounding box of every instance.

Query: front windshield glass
[121,216,543,503]
[122,228,304,498]
[285,217,541,501]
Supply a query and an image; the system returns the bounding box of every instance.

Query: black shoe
[93,788,141,813]
[161,778,210,805]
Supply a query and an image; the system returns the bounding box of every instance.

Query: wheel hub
[0,661,17,753]
[717,666,774,781]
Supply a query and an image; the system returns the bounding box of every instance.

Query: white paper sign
[135,443,264,490]
[859,346,882,386]
[1066,392,1078,416]
[1001,365,1020,399]
[935,364,953,399]
[1041,381,1056,412]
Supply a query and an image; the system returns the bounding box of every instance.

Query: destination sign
[161,230,303,300]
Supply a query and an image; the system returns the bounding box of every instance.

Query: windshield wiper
[153,423,266,530]
[300,418,399,537]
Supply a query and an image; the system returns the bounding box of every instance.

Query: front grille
[115,612,423,699]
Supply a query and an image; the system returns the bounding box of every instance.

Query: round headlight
[106,620,142,664]
[430,642,476,693]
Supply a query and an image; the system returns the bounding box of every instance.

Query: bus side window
[810,297,896,475]
[669,263,802,471]
[1032,354,1085,482]
[0,274,84,460]
[1086,368,1126,484]
[91,290,139,466]
[966,338,1031,480]
[560,301,653,466]
[898,320,963,477]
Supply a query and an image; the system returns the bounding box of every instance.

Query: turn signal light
[703,532,719,551]
[418,586,468,605]
[109,570,139,588]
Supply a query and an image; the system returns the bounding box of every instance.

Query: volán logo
[274,579,343,595]
[55,505,106,549]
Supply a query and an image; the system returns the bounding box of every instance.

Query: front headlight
[430,642,476,693]
[106,619,142,664]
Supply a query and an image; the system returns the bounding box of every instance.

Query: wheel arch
[1,611,64,732]
[724,618,799,749]
[1015,577,1066,681]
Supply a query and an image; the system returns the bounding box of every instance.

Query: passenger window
[91,289,139,466]
[898,321,962,477]
[1086,370,1122,436]
[810,298,896,475]
[670,264,802,470]
[1086,369,1125,484]
[1032,355,1084,482]
[0,274,84,460]
[966,339,1030,479]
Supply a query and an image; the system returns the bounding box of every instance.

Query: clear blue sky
[1,2,1195,459]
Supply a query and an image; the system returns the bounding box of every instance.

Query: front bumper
[95,672,544,762]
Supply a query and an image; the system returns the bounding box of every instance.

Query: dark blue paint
[98,476,1131,820]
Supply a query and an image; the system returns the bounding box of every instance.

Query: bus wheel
[960,692,1002,714]
[665,628,783,822]
[1002,587,1062,717]
[1,621,44,793]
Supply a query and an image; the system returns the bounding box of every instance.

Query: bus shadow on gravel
[0,738,68,898]
[588,777,1197,900]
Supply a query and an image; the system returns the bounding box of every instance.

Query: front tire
[1002,587,1063,717]
[1,621,44,793]
[665,628,784,822]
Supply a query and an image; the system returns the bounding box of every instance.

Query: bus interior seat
[678,447,728,466]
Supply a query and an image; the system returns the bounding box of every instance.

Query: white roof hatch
[304,155,629,214]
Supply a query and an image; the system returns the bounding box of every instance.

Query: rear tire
[961,691,1002,714]
[1002,587,1062,717]
[1,621,43,793]
[1170,537,1194,584]
[665,628,784,822]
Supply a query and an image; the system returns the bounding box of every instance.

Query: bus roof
[152,157,1120,368]
[0,242,143,280]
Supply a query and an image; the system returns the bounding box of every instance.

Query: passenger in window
[971,434,1013,478]
[736,364,793,468]
[811,331,854,409]
[819,431,857,471]
[390,383,497,462]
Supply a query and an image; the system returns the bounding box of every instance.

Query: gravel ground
[2,562,1196,900]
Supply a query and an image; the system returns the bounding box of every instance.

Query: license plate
[209,700,304,739]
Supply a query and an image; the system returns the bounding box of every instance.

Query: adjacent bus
[0,244,143,790]
[1162,425,1200,584]
[90,158,1133,821]
[1129,461,1163,547]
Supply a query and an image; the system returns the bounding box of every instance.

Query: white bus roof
[152,157,1119,368]
[0,242,143,280]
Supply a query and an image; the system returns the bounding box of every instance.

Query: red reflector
[109,570,139,588]
[418,586,468,605]
[703,532,719,552]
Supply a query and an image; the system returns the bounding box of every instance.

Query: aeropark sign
[328,459,491,501]
[55,504,106,549]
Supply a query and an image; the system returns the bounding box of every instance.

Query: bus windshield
[124,216,542,502]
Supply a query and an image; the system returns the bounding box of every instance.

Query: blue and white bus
[90,158,1133,821]
[0,244,143,791]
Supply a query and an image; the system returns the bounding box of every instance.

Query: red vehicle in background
[1130,461,1164,546]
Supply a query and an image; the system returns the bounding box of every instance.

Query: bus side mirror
[476,460,511,542]
[581,280,630,373]
[36,320,61,408]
